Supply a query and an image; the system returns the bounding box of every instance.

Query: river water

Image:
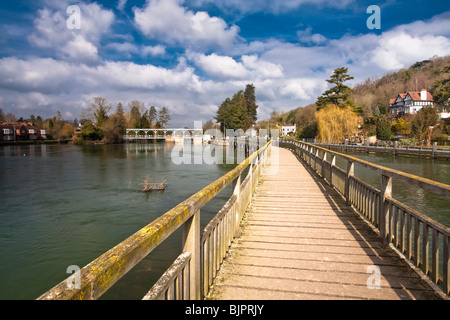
[0,143,448,299]
[0,142,240,300]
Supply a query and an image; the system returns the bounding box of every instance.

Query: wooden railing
[38,141,271,300]
[280,140,450,296]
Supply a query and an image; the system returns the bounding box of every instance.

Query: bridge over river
[38,140,449,300]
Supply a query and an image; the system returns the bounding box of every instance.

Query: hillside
[269,55,450,139]
[350,55,450,116]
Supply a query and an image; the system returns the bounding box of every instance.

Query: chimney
[421,89,427,101]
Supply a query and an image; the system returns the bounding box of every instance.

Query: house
[281,124,296,136]
[390,89,434,115]
[27,125,41,140]
[0,123,15,141]
[0,122,47,141]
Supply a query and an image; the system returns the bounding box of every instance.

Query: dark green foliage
[81,122,102,140]
[376,118,392,140]
[296,123,317,139]
[316,67,354,110]
[215,84,258,132]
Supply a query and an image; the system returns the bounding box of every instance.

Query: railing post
[345,161,354,205]
[321,151,327,178]
[379,174,392,245]
[233,175,241,235]
[330,154,336,187]
[315,148,320,173]
[182,209,201,300]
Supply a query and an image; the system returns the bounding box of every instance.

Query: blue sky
[0,0,449,127]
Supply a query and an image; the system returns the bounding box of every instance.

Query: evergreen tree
[114,102,126,135]
[128,100,145,128]
[35,116,43,128]
[148,106,157,128]
[215,91,247,132]
[376,118,392,141]
[215,84,258,132]
[316,67,354,110]
[244,84,258,126]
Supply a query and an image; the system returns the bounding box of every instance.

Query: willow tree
[315,104,359,142]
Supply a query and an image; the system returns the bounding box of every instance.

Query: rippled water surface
[0,143,237,299]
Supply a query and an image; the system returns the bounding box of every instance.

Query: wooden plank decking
[208,147,443,300]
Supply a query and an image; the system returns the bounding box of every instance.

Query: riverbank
[0,139,72,146]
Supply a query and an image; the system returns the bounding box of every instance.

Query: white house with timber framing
[390,89,434,115]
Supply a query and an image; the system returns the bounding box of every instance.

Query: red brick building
[0,122,47,141]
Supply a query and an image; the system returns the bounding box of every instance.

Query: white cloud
[189,0,355,14]
[297,27,328,45]
[3,3,450,127]
[133,0,240,51]
[142,45,166,56]
[241,55,284,78]
[366,14,450,71]
[187,52,283,80]
[259,12,450,82]
[61,35,99,63]
[117,0,128,11]
[28,2,115,64]
[0,56,208,125]
[107,42,166,57]
[187,52,249,79]
[279,78,326,100]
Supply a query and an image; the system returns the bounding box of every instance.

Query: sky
[0,0,449,127]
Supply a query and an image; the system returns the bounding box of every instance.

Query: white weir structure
[125,128,203,143]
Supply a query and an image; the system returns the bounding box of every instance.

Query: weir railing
[280,140,450,296]
[38,141,272,300]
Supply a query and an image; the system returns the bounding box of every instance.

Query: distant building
[0,122,47,141]
[247,126,257,137]
[390,89,434,115]
[281,124,296,136]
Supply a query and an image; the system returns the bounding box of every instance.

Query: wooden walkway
[208,147,443,300]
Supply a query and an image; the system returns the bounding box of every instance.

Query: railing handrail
[291,140,450,198]
[37,140,271,300]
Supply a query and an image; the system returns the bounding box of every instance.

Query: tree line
[0,97,171,144]
[77,97,171,144]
